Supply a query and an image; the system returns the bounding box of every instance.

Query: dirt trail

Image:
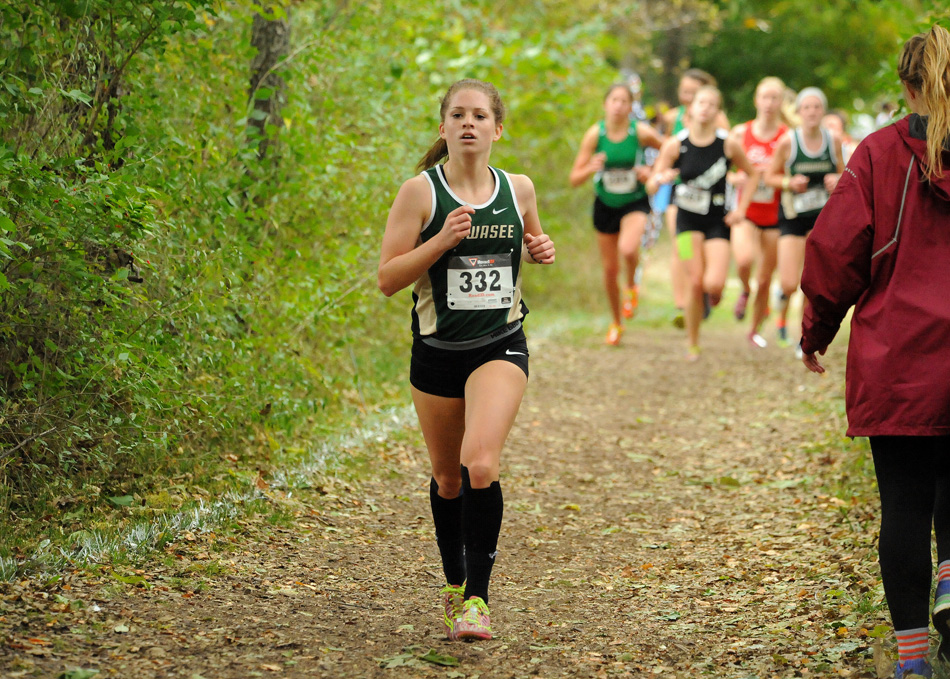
[2,320,892,678]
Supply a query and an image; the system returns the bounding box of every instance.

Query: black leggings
[871,436,950,630]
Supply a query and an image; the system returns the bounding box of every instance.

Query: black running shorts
[779,214,818,238]
[592,196,651,235]
[410,326,529,399]
[675,210,730,241]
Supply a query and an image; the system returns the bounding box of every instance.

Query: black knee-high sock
[461,465,503,604]
[429,477,466,586]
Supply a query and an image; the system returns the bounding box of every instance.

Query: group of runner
[377,26,950,679]
[572,69,847,359]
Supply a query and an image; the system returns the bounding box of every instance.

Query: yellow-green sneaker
[454,596,492,641]
[441,584,465,640]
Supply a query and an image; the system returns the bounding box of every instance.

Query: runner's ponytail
[899,24,950,179]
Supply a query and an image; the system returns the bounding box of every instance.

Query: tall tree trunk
[248,2,290,162]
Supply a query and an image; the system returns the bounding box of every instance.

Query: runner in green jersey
[379,79,555,643]
[570,83,663,345]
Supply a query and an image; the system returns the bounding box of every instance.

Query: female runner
[569,83,664,345]
[378,79,555,641]
[648,86,758,360]
[764,87,843,348]
[659,69,730,327]
[726,77,789,346]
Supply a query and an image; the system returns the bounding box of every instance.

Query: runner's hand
[589,152,606,174]
[524,233,555,264]
[724,209,745,227]
[790,174,809,193]
[439,205,475,250]
[824,173,840,193]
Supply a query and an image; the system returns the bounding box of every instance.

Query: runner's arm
[512,173,555,265]
[724,138,760,225]
[378,175,474,296]
[645,137,681,195]
[569,125,604,187]
[764,134,797,190]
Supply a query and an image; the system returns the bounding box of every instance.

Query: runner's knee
[462,460,499,489]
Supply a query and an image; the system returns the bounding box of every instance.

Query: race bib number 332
[446,253,515,310]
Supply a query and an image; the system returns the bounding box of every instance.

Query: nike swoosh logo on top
[505,349,525,356]
[492,207,508,214]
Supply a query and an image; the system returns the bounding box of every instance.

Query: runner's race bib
[751,180,776,204]
[792,187,829,214]
[446,253,515,310]
[601,168,638,194]
[674,183,712,215]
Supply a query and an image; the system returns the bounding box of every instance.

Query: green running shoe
[454,596,492,641]
[441,584,465,641]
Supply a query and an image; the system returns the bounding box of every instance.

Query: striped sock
[896,627,930,664]
[936,560,950,618]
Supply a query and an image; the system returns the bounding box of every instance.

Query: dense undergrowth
[0,0,616,570]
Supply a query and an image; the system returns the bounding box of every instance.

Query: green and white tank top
[594,120,647,207]
[672,106,687,135]
[411,165,527,343]
[783,127,838,219]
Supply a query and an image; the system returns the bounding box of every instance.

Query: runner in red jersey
[726,77,789,346]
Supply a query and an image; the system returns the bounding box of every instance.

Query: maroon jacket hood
[895,114,950,202]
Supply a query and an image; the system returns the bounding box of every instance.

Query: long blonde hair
[899,24,950,179]
[415,79,506,172]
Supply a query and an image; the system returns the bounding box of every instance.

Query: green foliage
[0,0,617,561]
[688,0,933,121]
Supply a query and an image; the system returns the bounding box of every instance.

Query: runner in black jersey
[764,87,843,350]
[648,86,759,360]
[659,69,731,328]
[569,83,664,346]
[378,80,555,642]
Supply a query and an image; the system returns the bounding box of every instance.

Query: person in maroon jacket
[800,24,950,679]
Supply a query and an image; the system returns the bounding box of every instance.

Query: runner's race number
[792,187,829,215]
[601,168,638,194]
[674,183,712,215]
[447,253,515,310]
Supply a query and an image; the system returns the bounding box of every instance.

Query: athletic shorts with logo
[592,196,651,235]
[410,324,529,399]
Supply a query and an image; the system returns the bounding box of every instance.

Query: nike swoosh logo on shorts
[505,349,525,356]
[493,207,508,214]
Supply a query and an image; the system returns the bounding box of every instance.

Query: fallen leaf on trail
[562,504,580,511]
[260,664,282,672]
[113,624,130,633]
[419,649,460,666]
[58,670,100,679]
[106,495,134,507]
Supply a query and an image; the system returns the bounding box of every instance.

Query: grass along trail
[1,307,900,678]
